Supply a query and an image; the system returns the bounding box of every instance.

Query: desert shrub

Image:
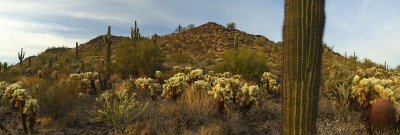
[40,82,78,121]
[214,49,269,81]
[321,63,354,120]
[170,52,194,65]
[96,90,148,134]
[226,22,236,30]
[252,37,269,46]
[115,39,164,78]
[176,87,219,129]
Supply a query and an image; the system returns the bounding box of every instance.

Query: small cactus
[3,62,7,72]
[76,42,79,60]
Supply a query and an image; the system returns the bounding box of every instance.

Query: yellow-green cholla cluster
[68,71,100,89]
[23,99,39,115]
[162,73,189,99]
[134,77,161,99]
[260,72,280,95]
[96,90,147,134]
[236,83,259,109]
[352,67,400,121]
[155,71,162,79]
[2,82,23,104]
[193,80,211,91]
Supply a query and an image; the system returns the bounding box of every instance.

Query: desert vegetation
[1,1,400,135]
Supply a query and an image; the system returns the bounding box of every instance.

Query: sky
[0,0,399,68]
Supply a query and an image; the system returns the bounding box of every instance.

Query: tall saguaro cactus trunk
[104,26,112,77]
[282,0,326,134]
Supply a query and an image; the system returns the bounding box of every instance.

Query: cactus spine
[103,26,112,77]
[282,0,326,134]
[76,42,79,60]
[18,48,25,67]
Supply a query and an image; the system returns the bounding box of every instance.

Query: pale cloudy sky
[0,0,399,68]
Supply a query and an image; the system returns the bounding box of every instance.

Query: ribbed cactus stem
[0,62,2,72]
[18,48,25,67]
[104,26,112,77]
[76,42,79,60]
[130,20,141,47]
[81,61,85,71]
[282,0,326,134]
[3,62,7,72]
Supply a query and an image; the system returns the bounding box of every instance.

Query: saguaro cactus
[103,26,112,77]
[3,62,7,72]
[282,0,326,134]
[130,20,140,47]
[76,42,79,60]
[18,48,25,67]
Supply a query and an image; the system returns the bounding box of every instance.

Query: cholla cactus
[260,72,280,95]
[12,89,28,108]
[236,83,259,112]
[0,81,10,104]
[208,78,235,107]
[2,82,23,105]
[135,77,153,90]
[135,77,160,100]
[172,66,182,73]
[155,71,162,79]
[162,73,189,100]
[193,80,211,91]
[184,67,192,73]
[96,90,147,134]
[68,72,100,90]
[352,75,400,122]
[188,68,204,83]
[23,98,39,115]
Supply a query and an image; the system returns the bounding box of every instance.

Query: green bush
[116,39,164,78]
[214,49,269,81]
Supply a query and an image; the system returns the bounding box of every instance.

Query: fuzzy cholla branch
[236,83,259,112]
[96,90,148,134]
[161,73,189,99]
[23,99,39,116]
[260,72,280,95]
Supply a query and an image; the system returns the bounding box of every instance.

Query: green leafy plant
[214,49,269,81]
